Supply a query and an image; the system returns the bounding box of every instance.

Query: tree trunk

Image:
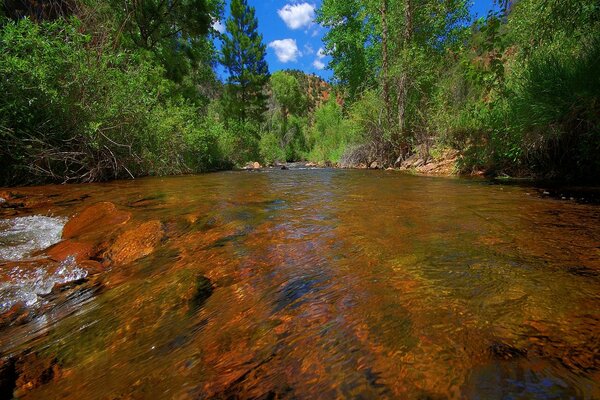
[381,0,392,127]
[396,0,412,153]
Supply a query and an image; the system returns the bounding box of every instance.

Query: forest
[1,0,598,185]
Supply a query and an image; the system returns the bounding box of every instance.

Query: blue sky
[215,1,497,81]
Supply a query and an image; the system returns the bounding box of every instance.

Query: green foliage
[315,0,599,181]
[316,0,380,102]
[259,132,286,165]
[270,72,305,117]
[447,0,600,180]
[0,17,226,184]
[510,34,600,179]
[217,119,260,166]
[306,98,356,163]
[88,0,224,105]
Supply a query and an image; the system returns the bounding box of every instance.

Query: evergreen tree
[221,0,269,124]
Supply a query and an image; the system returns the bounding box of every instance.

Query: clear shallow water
[0,170,599,399]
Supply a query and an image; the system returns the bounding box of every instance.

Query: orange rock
[62,202,131,240]
[108,220,164,265]
[46,240,96,263]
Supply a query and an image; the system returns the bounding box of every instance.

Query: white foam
[0,215,66,261]
[0,256,88,313]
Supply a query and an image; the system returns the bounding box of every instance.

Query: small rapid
[0,215,90,314]
[0,257,88,313]
[0,215,66,261]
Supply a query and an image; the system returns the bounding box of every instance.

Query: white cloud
[312,47,326,70]
[212,20,225,33]
[268,39,301,63]
[304,44,314,55]
[313,59,325,70]
[278,3,315,30]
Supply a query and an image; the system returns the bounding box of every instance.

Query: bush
[259,131,286,165]
[0,17,226,184]
[217,120,260,166]
[511,35,600,179]
[306,98,350,163]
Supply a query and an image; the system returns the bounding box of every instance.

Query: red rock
[108,220,164,265]
[62,202,131,240]
[79,260,104,275]
[46,240,96,263]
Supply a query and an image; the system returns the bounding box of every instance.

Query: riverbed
[0,169,599,399]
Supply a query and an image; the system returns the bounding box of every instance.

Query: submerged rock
[62,202,131,240]
[191,276,214,309]
[488,342,527,360]
[13,353,61,398]
[108,220,164,265]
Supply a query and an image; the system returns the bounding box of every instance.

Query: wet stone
[0,302,33,329]
[45,240,96,263]
[108,220,164,265]
[62,202,131,240]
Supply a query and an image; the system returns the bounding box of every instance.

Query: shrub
[259,132,286,165]
[0,17,226,184]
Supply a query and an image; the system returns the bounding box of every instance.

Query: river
[0,169,599,399]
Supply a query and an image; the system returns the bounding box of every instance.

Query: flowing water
[0,169,599,399]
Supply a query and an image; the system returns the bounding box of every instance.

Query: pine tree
[221,0,269,124]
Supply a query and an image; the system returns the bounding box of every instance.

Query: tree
[108,0,224,50]
[221,0,269,124]
[105,0,223,102]
[395,0,412,143]
[270,71,304,125]
[316,0,380,102]
[385,0,469,153]
[381,0,392,126]
[268,71,306,158]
